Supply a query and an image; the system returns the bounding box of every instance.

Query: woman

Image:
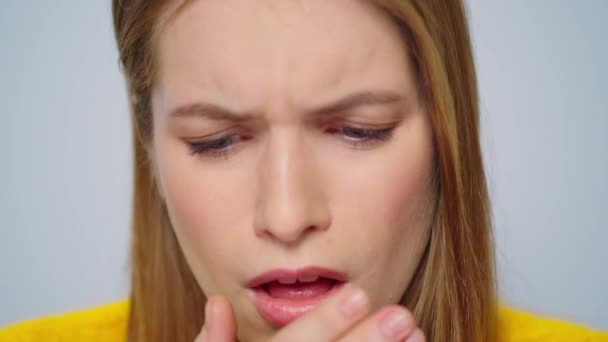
[1,0,606,341]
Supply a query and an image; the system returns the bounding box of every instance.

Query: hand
[195,285,426,342]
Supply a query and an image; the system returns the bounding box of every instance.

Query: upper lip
[247,266,348,288]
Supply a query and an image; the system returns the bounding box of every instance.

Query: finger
[404,328,426,342]
[271,284,370,342]
[204,296,237,342]
[194,325,208,342]
[338,305,417,342]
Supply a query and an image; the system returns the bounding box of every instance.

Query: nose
[253,127,331,246]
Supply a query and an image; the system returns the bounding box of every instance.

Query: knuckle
[376,305,417,339]
[271,288,369,342]
[385,305,416,327]
[411,328,426,341]
[337,306,416,342]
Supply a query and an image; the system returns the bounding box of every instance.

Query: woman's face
[151,0,435,340]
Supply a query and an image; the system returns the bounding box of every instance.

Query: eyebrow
[310,90,403,116]
[170,103,254,122]
[168,90,404,121]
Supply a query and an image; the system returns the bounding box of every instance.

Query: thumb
[195,296,237,342]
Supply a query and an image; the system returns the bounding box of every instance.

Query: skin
[151,0,434,341]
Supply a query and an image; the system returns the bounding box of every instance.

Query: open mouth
[260,276,343,300]
[248,267,348,327]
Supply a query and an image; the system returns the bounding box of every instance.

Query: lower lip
[249,281,346,327]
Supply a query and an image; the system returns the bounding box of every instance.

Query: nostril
[255,223,321,245]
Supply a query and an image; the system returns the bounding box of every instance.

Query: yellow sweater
[1,301,606,341]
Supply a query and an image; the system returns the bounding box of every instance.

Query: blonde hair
[112,0,498,341]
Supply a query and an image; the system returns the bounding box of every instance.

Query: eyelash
[187,126,396,160]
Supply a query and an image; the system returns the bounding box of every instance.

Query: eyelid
[187,123,397,159]
[188,127,238,140]
[187,134,244,159]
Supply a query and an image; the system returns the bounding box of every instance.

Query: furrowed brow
[169,103,254,122]
[169,90,404,121]
[309,90,403,116]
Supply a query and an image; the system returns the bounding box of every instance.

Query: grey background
[1,0,606,330]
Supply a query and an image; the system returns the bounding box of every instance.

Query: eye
[187,125,396,160]
[188,134,246,159]
[328,125,396,149]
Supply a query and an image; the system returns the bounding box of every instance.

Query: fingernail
[340,288,367,318]
[379,310,408,338]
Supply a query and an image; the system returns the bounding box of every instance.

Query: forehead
[154,0,414,112]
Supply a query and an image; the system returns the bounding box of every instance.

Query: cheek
[337,117,434,303]
[155,137,243,236]
[159,157,217,240]
[365,162,431,227]
[327,114,435,293]
[338,120,435,239]
[345,159,433,271]
[153,139,249,283]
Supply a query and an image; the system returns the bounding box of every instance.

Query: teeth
[278,278,297,284]
[298,275,319,283]
[276,275,320,284]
